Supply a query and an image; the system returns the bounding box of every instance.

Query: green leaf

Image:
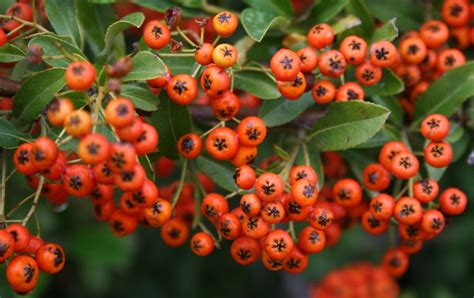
[411,62,474,129]
[122,51,166,82]
[44,0,83,47]
[241,8,290,42]
[233,71,280,100]
[196,156,239,192]
[89,0,117,3]
[0,44,25,63]
[0,119,29,149]
[345,0,375,38]
[308,101,390,151]
[312,0,349,23]
[103,12,145,53]
[150,94,191,159]
[10,59,29,81]
[259,93,314,127]
[273,144,290,160]
[121,84,159,111]
[371,18,399,43]
[131,0,200,16]
[365,0,422,32]
[13,68,66,126]
[29,34,86,68]
[372,95,404,127]
[161,56,195,75]
[243,0,294,17]
[365,68,404,97]
[331,15,362,35]
[355,125,399,148]
[76,0,116,56]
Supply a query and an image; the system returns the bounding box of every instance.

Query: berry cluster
[0,225,64,294]
[310,262,399,298]
[143,10,241,113]
[396,0,472,114]
[269,24,399,102]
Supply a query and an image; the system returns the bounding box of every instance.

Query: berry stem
[224,189,245,199]
[408,178,414,198]
[6,24,26,37]
[22,176,44,226]
[157,53,195,58]
[191,63,202,78]
[6,193,35,218]
[394,182,409,199]
[144,155,156,182]
[176,26,198,48]
[200,121,225,138]
[287,221,297,241]
[34,212,41,237]
[0,14,49,33]
[200,27,205,44]
[229,68,234,91]
[171,158,188,209]
[4,168,16,183]
[302,142,310,166]
[279,144,300,183]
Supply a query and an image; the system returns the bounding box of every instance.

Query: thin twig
[22,176,44,226]
[171,159,188,209]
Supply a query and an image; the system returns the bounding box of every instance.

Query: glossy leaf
[372,95,404,127]
[0,119,29,149]
[103,12,145,53]
[44,0,83,47]
[150,94,191,159]
[241,8,290,42]
[233,71,280,100]
[308,101,390,151]
[312,0,349,23]
[371,18,398,43]
[121,84,159,111]
[365,0,422,31]
[355,125,399,148]
[345,0,375,38]
[29,34,86,68]
[411,62,474,129]
[76,0,116,56]
[161,56,195,75]
[242,0,294,17]
[196,156,239,192]
[0,44,25,63]
[13,68,66,126]
[259,93,314,127]
[122,51,166,82]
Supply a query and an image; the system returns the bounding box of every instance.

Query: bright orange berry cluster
[0,225,64,294]
[269,23,399,103]
[310,262,399,298]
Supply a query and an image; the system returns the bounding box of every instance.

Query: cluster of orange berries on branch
[0,225,64,294]
[396,0,473,115]
[269,23,400,103]
[0,1,47,44]
[143,9,241,112]
[310,262,399,298]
